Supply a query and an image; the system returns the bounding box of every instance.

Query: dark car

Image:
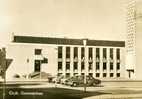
[66,75,101,87]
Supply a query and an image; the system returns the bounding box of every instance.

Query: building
[6,35,126,80]
[126,0,142,80]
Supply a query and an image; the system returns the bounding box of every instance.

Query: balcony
[74,57,78,62]
[88,57,93,62]
[66,58,70,62]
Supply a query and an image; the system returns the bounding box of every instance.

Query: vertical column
[113,48,116,78]
[62,46,66,76]
[85,47,89,75]
[93,47,96,77]
[107,48,110,78]
[78,47,81,75]
[100,47,103,78]
[70,47,74,76]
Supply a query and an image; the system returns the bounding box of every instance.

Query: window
[58,62,62,70]
[66,47,70,58]
[81,47,85,59]
[110,48,113,59]
[89,73,93,76]
[35,49,42,55]
[34,60,41,72]
[74,47,78,58]
[103,62,107,70]
[66,73,70,77]
[74,62,78,70]
[103,48,107,59]
[66,62,70,70]
[58,46,62,58]
[89,62,93,70]
[117,73,120,77]
[103,73,107,77]
[96,62,100,70]
[116,49,120,60]
[81,62,85,70]
[89,48,93,59]
[96,73,100,77]
[110,73,113,77]
[110,62,113,70]
[81,73,84,76]
[57,73,62,76]
[117,63,120,70]
[74,73,78,76]
[96,48,100,59]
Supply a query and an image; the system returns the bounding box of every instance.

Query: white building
[126,0,142,80]
[6,35,126,80]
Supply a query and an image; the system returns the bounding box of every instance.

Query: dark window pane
[96,73,100,77]
[66,47,70,58]
[58,62,62,70]
[117,73,120,77]
[34,60,41,72]
[89,48,93,59]
[110,48,113,59]
[116,49,120,60]
[74,62,78,70]
[110,73,113,77]
[117,63,120,70]
[103,48,107,58]
[81,62,85,70]
[66,62,70,70]
[74,47,78,58]
[96,62,100,70]
[35,49,42,55]
[103,62,107,70]
[103,73,107,77]
[110,62,113,70]
[81,47,85,59]
[58,46,62,58]
[96,48,100,59]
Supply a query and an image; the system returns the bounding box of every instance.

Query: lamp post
[83,39,87,92]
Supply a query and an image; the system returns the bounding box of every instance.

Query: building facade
[6,35,126,80]
[126,0,142,80]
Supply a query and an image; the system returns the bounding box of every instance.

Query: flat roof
[13,35,125,47]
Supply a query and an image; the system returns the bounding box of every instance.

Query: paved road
[1,81,142,99]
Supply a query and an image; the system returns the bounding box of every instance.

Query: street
[1,81,142,99]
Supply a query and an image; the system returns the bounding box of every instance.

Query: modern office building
[6,35,126,80]
[126,0,142,80]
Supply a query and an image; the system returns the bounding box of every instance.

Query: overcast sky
[0,0,128,47]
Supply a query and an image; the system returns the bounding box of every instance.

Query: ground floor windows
[110,73,113,77]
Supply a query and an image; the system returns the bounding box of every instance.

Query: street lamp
[83,39,87,92]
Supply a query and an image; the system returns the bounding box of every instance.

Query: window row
[58,47,120,60]
[57,73,121,78]
[58,62,120,71]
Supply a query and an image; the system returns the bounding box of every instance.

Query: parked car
[52,75,65,84]
[66,75,101,87]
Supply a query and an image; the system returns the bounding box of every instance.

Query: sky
[0,0,128,47]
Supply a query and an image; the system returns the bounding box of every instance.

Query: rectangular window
[117,73,120,77]
[58,46,62,58]
[66,47,70,58]
[66,73,70,77]
[110,62,113,70]
[35,49,42,55]
[117,63,120,70]
[103,62,107,70]
[57,73,62,76]
[103,48,107,58]
[103,73,107,77]
[34,60,41,72]
[88,48,93,59]
[58,62,62,70]
[66,62,70,70]
[96,62,100,70]
[74,62,78,70]
[81,62,85,70]
[74,47,78,58]
[96,73,100,77]
[116,49,120,60]
[110,73,113,77]
[89,62,93,70]
[89,73,93,76]
[81,47,85,59]
[96,48,100,59]
[110,48,113,59]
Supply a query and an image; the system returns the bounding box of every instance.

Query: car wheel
[73,82,77,87]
